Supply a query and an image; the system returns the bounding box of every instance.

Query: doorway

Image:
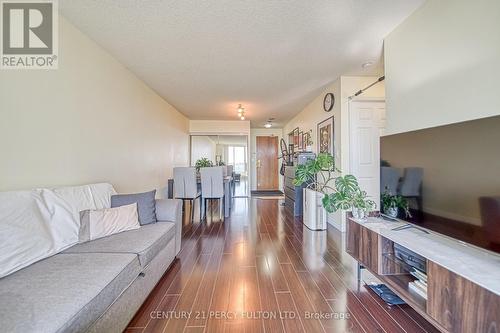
[255,136,279,190]
[190,135,249,197]
[349,99,386,205]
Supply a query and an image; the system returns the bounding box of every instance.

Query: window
[228,146,246,174]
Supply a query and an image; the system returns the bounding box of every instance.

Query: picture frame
[298,131,304,151]
[292,127,300,148]
[288,131,294,148]
[303,132,311,151]
[317,116,334,155]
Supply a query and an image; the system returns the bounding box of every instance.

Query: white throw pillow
[78,203,140,243]
[0,190,55,278]
[0,183,118,278]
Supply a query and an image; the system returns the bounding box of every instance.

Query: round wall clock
[323,93,335,112]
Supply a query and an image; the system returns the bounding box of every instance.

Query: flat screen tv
[380,115,500,254]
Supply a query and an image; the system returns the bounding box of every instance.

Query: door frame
[255,135,279,190]
[189,134,250,197]
[348,97,386,208]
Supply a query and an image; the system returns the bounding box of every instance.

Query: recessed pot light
[264,123,272,128]
[362,61,373,69]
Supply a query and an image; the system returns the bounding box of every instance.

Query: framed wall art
[317,116,334,155]
[292,127,299,148]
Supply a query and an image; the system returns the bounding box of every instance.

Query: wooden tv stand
[346,216,500,333]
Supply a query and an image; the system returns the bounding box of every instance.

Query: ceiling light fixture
[237,104,246,120]
[361,61,373,69]
[264,118,274,128]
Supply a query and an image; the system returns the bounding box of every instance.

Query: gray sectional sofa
[0,198,182,333]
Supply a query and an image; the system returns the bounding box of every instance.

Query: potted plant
[381,189,411,218]
[294,153,376,229]
[195,157,213,172]
[324,185,377,220]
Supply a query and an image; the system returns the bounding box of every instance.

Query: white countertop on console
[350,216,500,296]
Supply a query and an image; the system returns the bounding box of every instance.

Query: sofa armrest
[155,198,182,255]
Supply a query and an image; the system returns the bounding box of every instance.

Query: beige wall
[0,17,189,195]
[384,0,500,135]
[381,115,500,226]
[283,76,385,230]
[284,79,342,161]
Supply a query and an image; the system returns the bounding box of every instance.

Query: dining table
[167,176,233,218]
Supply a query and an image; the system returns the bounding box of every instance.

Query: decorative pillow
[79,203,140,243]
[111,190,157,225]
[0,183,117,278]
[0,190,55,278]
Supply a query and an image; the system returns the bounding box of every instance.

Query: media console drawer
[346,219,378,273]
[427,261,500,333]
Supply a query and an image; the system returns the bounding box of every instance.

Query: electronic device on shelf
[294,152,315,165]
[394,243,426,273]
[380,114,500,254]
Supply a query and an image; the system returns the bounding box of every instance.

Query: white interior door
[349,100,386,207]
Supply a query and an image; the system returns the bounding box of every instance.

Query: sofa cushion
[111,190,157,225]
[0,252,140,333]
[79,203,140,243]
[64,222,176,268]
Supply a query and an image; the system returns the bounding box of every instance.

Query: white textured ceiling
[60,0,423,128]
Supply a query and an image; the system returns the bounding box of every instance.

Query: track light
[237,104,246,120]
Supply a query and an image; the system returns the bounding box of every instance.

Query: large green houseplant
[294,153,376,222]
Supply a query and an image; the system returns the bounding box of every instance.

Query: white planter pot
[302,227,327,269]
[385,207,398,218]
[352,207,368,220]
[303,188,327,230]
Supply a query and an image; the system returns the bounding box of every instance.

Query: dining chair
[173,167,201,222]
[399,167,424,213]
[381,166,400,195]
[226,164,235,194]
[226,165,234,178]
[200,166,224,221]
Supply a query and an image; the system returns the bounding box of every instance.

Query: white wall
[250,128,284,191]
[0,17,189,195]
[384,0,500,135]
[189,120,250,135]
[283,76,385,230]
[190,136,216,165]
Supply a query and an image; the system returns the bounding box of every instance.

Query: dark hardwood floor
[125,198,439,333]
